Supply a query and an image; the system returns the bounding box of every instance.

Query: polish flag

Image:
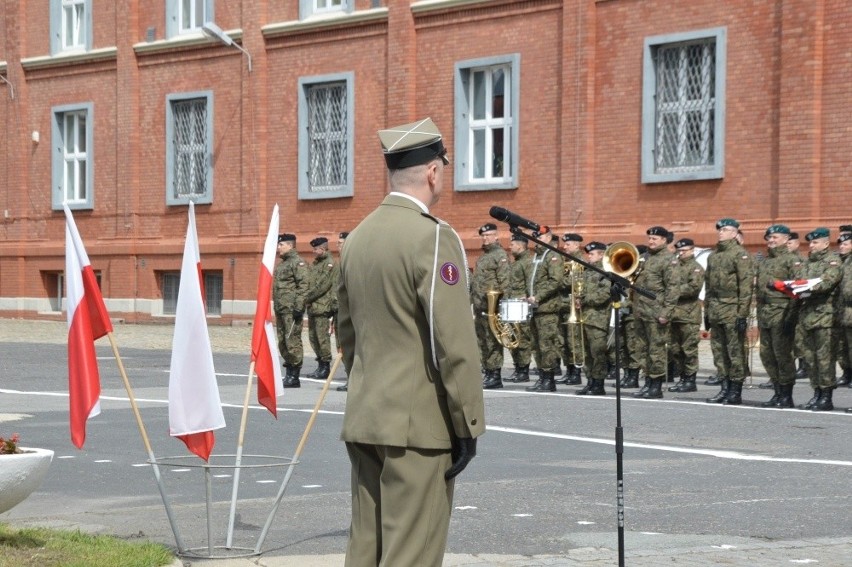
[168,202,225,461]
[64,205,114,449]
[252,205,283,417]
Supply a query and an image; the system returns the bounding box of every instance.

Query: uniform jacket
[306,251,337,316]
[671,255,705,324]
[529,246,564,314]
[560,251,583,312]
[633,246,680,321]
[337,194,485,450]
[796,248,842,330]
[836,254,852,327]
[704,239,754,323]
[509,250,534,299]
[579,260,611,331]
[754,246,801,328]
[470,243,509,314]
[273,249,309,314]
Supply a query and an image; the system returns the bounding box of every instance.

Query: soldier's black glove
[292,310,304,320]
[704,314,711,331]
[735,317,748,336]
[445,437,477,481]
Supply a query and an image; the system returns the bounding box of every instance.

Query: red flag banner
[252,205,283,417]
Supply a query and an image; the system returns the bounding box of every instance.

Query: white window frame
[166,0,214,38]
[166,91,214,205]
[297,72,355,200]
[454,54,520,191]
[49,0,92,55]
[299,0,352,19]
[52,102,94,210]
[641,27,727,184]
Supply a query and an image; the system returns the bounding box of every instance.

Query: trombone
[566,259,585,368]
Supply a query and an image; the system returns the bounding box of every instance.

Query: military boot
[589,378,607,396]
[632,375,651,398]
[667,375,687,392]
[721,380,743,405]
[336,380,349,392]
[641,378,663,399]
[514,365,530,383]
[315,360,331,380]
[556,367,572,385]
[836,369,851,387]
[776,382,794,408]
[526,370,556,392]
[799,388,821,410]
[483,369,504,390]
[565,366,582,385]
[575,377,593,395]
[621,368,640,388]
[760,383,781,407]
[757,379,774,389]
[706,378,730,404]
[795,359,808,381]
[670,373,697,393]
[508,366,522,382]
[704,374,722,386]
[305,358,321,378]
[811,387,834,411]
[283,366,301,388]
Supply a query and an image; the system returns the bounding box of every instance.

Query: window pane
[306,82,348,192]
[204,272,223,315]
[172,98,207,197]
[492,68,505,119]
[163,274,180,315]
[472,71,485,120]
[491,127,504,177]
[472,129,485,179]
[78,161,86,200]
[77,113,86,152]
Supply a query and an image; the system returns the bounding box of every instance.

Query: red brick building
[0,0,848,323]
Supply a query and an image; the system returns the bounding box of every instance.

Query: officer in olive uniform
[304,236,336,381]
[834,228,852,387]
[525,226,564,392]
[793,228,843,411]
[667,238,705,393]
[507,234,534,383]
[632,226,680,399]
[273,234,309,388]
[575,242,610,396]
[338,118,485,566]
[558,233,585,385]
[705,218,755,405]
[787,231,809,380]
[471,222,510,389]
[335,231,350,392]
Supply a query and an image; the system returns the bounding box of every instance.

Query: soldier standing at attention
[525,226,564,392]
[834,227,852,387]
[506,234,534,383]
[786,231,809,380]
[304,236,336,381]
[273,233,309,388]
[705,218,755,405]
[471,222,510,390]
[558,233,584,385]
[618,244,648,389]
[574,241,610,396]
[667,238,705,393]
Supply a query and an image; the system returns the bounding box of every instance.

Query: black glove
[735,317,748,336]
[292,310,304,320]
[445,437,477,481]
[704,313,711,331]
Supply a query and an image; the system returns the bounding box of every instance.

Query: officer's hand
[704,314,711,331]
[445,437,477,481]
[735,317,748,336]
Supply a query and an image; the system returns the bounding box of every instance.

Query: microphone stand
[505,223,655,567]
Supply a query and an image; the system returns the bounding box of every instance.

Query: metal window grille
[162,273,180,315]
[179,0,205,32]
[172,98,208,199]
[654,38,716,173]
[204,272,223,315]
[468,64,512,183]
[62,110,88,203]
[62,0,85,49]
[306,82,348,194]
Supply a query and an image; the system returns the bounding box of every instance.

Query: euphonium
[566,260,585,368]
[603,241,642,280]
[486,289,521,349]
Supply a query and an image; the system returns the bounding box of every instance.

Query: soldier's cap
[646,226,668,237]
[764,224,791,240]
[561,232,583,242]
[805,227,830,241]
[310,237,328,248]
[278,233,296,243]
[840,224,852,233]
[510,234,528,244]
[789,231,799,240]
[338,231,349,239]
[665,231,674,244]
[636,244,649,254]
[838,233,852,244]
[532,225,551,238]
[584,241,606,253]
[716,218,740,229]
[478,222,498,235]
[378,117,449,170]
[674,238,694,249]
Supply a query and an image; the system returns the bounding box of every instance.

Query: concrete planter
[0,447,54,514]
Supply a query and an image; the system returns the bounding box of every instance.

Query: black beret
[840,225,852,233]
[478,223,498,235]
[646,226,668,237]
[584,241,606,253]
[789,231,799,240]
[510,234,528,244]
[310,237,328,248]
[278,233,296,243]
[636,244,649,254]
[338,231,349,239]
[674,238,694,249]
[838,233,852,243]
[561,233,583,243]
[665,231,674,244]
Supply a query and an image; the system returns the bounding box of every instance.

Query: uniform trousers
[530,312,561,371]
[758,325,796,385]
[635,317,670,379]
[345,442,454,567]
[670,320,700,376]
[474,314,504,371]
[709,320,746,381]
[308,313,332,363]
[275,311,304,367]
[510,322,532,367]
[802,326,837,390]
[583,325,608,379]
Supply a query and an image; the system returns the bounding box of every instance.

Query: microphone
[489,206,540,232]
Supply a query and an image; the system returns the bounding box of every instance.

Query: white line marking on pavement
[711,544,737,549]
[512,513,532,517]
[789,560,819,564]
[132,463,149,467]
[256,480,276,484]
[171,468,191,473]
[213,474,231,478]
[302,484,322,488]
[57,455,74,459]
[577,521,595,525]
[94,459,112,463]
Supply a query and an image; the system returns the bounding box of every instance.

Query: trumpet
[566,259,585,368]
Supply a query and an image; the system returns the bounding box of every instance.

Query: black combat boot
[508,366,522,382]
[836,370,851,387]
[336,380,349,392]
[721,380,743,405]
[667,375,687,392]
[776,382,794,408]
[589,378,607,396]
[704,374,723,386]
[761,383,781,407]
[758,379,774,389]
[314,360,331,380]
[706,378,730,403]
[483,369,504,390]
[632,375,651,398]
[526,370,556,392]
[641,377,663,399]
[799,388,821,410]
[556,367,572,385]
[283,366,301,388]
[575,376,593,395]
[305,358,321,378]
[514,365,530,383]
[565,366,582,385]
[811,387,834,411]
[795,359,808,380]
[677,373,697,392]
[621,368,640,388]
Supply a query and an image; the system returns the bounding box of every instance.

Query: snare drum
[499,299,530,322]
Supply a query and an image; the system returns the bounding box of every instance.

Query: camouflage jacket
[273,249,309,314]
[306,251,337,316]
[754,246,801,328]
[509,249,534,299]
[470,243,509,313]
[704,239,754,323]
[796,248,842,330]
[671,255,704,324]
[529,246,564,314]
[836,254,852,327]
[579,260,611,331]
[560,251,583,312]
[633,246,680,321]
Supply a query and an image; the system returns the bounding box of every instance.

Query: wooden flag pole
[225,359,257,548]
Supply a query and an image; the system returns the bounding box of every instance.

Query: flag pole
[254,353,342,553]
[106,331,186,552]
[225,360,257,548]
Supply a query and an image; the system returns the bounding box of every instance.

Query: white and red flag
[252,205,283,417]
[64,205,114,449]
[168,202,225,461]
[770,278,823,299]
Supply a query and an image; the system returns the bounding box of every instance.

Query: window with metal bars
[52,102,94,210]
[166,91,213,205]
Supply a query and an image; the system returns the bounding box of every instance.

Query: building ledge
[133,29,244,56]
[21,47,118,71]
[411,0,495,13]
[262,8,388,39]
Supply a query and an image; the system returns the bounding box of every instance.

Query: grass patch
[0,523,174,567]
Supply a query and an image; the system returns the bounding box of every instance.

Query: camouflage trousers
[635,318,670,379]
[308,313,333,363]
[531,312,561,372]
[510,322,533,367]
[834,325,850,372]
[560,311,580,369]
[583,325,608,379]
[709,320,747,382]
[758,324,796,386]
[475,314,505,371]
[669,321,700,376]
[802,326,836,390]
[622,316,642,371]
[275,311,304,367]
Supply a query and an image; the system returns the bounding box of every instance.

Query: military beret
[338,231,349,239]
[646,226,668,237]
[532,225,551,239]
[510,234,528,244]
[789,231,799,240]
[674,238,694,249]
[665,231,674,244]
[584,241,606,253]
[806,227,830,241]
[764,224,791,240]
[636,244,649,254]
[561,233,583,243]
[310,237,328,248]
[278,233,296,243]
[378,117,449,170]
[716,218,740,229]
[840,225,852,233]
[478,223,498,235]
[838,233,852,243]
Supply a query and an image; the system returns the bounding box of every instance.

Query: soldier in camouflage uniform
[525,226,564,392]
[575,242,611,395]
[471,223,510,389]
[304,237,337,381]
[834,227,852,387]
[792,228,843,410]
[755,225,802,408]
[618,244,648,389]
[273,233,309,388]
[704,218,754,405]
[558,233,585,385]
[507,234,534,383]
[786,232,809,380]
[667,238,705,393]
[632,226,680,399]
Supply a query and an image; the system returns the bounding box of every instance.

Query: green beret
[806,227,830,241]
[715,218,740,230]
[764,224,790,240]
